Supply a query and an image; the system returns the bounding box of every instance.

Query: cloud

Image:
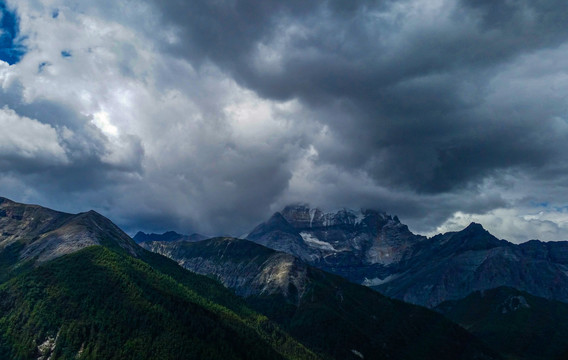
[0,105,67,164]
[151,0,568,189]
[1,0,568,241]
[427,207,568,243]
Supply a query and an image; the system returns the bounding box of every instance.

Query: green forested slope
[0,246,318,360]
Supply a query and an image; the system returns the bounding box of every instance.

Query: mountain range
[139,204,568,359]
[0,197,502,360]
[0,197,319,360]
[245,204,568,307]
[3,196,568,359]
[141,237,499,360]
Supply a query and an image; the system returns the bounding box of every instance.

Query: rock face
[133,231,206,244]
[142,237,308,300]
[246,204,424,285]
[0,197,140,264]
[247,205,568,307]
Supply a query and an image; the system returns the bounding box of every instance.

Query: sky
[2,0,568,242]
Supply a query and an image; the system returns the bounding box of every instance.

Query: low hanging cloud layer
[2,0,568,242]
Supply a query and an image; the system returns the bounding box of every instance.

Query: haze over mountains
[5,1,568,359]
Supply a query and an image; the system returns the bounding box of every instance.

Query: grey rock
[141,237,308,301]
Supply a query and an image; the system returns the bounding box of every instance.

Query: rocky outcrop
[142,237,309,301]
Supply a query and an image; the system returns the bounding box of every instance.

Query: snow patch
[309,208,317,227]
[354,211,366,225]
[362,274,397,286]
[351,349,364,359]
[300,232,336,251]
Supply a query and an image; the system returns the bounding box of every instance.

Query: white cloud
[0,106,67,163]
[425,208,568,243]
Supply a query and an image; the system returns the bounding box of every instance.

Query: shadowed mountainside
[435,287,568,360]
[142,237,501,360]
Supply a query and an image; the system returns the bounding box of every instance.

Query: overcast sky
[2,0,568,242]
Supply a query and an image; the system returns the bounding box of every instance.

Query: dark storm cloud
[155,0,568,98]
[153,0,568,196]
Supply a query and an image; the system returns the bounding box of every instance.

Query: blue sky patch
[61,50,72,58]
[0,1,25,64]
[38,61,50,73]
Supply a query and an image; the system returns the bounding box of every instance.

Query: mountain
[435,287,568,360]
[375,223,568,307]
[133,230,206,244]
[246,204,424,284]
[246,205,568,307]
[0,197,319,360]
[142,237,501,360]
[0,196,140,276]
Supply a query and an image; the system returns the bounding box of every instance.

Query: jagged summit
[279,204,388,229]
[463,222,487,233]
[246,204,424,281]
[433,221,502,252]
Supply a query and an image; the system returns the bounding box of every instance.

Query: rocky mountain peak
[143,237,309,301]
[463,222,487,233]
[245,204,425,281]
[0,197,140,263]
[449,222,501,251]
